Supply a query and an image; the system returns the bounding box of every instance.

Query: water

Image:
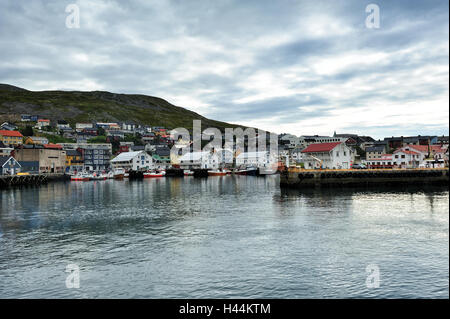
[0,176,448,298]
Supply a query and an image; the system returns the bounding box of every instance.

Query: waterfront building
[65,149,84,173]
[364,154,394,169]
[21,114,32,122]
[110,151,153,171]
[299,135,347,149]
[14,144,66,173]
[0,130,23,146]
[236,151,276,168]
[60,143,112,171]
[179,151,220,170]
[392,149,421,168]
[0,156,22,175]
[301,142,354,169]
[24,136,49,145]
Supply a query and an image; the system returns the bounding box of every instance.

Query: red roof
[38,119,50,122]
[302,142,341,153]
[44,143,62,149]
[407,145,444,153]
[395,149,419,155]
[0,130,23,137]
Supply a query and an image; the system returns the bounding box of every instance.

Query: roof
[394,149,419,155]
[111,151,145,162]
[0,156,20,167]
[407,145,445,154]
[38,119,50,122]
[0,130,23,137]
[366,146,385,152]
[301,142,342,153]
[44,144,63,149]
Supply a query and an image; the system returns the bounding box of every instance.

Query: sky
[0,0,448,139]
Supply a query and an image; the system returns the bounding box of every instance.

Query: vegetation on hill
[0,84,245,132]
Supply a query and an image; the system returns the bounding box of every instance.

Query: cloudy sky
[0,0,448,138]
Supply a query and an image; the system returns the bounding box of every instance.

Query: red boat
[144,171,166,178]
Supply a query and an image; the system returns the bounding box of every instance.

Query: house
[434,135,449,146]
[365,145,387,160]
[61,143,112,171]
[13,144,66,173]
[36,119,51,129]
[65,149,84,173]
[122,122,138,132]
[301,142,354,169]
[57,120,71,129]
[0,130,23,146]
[110,151,153,171]
[96,122,120,130]
[236,151,277,168]
[364,154,394,169]
[24,136,49,145]
[179,151,220,170]
[142,132,156,143]
[0,156,22,175]
[299,135,347,149]
[384,136,438,149]
[21,114,32,122]
[152,146,171,169]
[1,122,18,131]
[0,141,13,157]
[76,123,94,132]
[392,149,421,168]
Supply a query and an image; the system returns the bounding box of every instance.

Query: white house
[110,151,153,171]
[236,151,277,168]
[0,156,22,175]
[179,151,221,170]
[301,142,354,169]
[35,119,50,129]
[76,123,94,132]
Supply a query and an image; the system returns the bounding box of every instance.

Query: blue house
[0,156,22,175]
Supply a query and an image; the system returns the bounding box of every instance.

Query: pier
[0,173,69,189]
[280,168,449,188]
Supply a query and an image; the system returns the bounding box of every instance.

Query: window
[401,155,405,159]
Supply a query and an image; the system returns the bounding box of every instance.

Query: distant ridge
[0,83,245,131]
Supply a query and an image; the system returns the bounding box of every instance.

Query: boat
[143,170,166,178]
[90,172,107,180]
[113,168,125,180]
[71,173,90,181]
[258,164,278,176]
[184,170,194,176]
[235,166,258,176]
[208,169,227,176]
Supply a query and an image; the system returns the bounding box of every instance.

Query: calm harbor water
[0,176,448,298]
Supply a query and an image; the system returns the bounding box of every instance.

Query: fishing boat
[258,164,278,176]
[143,170,166,178]
[71,173,90,181]
[208,169,227,176]
[184,170,194,176]
[113,168,125,180]
[235,166,258,176]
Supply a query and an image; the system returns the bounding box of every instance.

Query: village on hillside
[0,114,449,177]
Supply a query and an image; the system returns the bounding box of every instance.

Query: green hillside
[0,84,244,132]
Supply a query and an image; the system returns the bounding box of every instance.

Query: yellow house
[65,149,84,172]
[25,136,49,145]
[0,130,23,146]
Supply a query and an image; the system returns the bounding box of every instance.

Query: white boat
[113,168,125,179]
[184,170,194,176]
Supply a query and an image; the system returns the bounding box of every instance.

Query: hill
[0,84,245,132]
